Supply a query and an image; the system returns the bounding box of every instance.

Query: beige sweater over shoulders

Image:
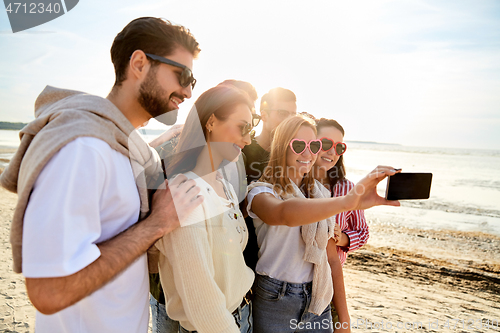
[0,86,161,273]
[156,171,254,333]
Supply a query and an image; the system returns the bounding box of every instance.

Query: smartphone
[385,173,432,200]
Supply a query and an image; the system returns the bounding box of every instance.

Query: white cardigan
[156,171,254,333]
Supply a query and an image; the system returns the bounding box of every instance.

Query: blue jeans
[252,274,333,333]
[179,301,253,333]
[150,294,180,333]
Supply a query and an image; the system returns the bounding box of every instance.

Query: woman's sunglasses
[289,139,322,155]
[145,53,197,89]
[223,118,255,137]
[240,122,254,137]
[320,137,347,156]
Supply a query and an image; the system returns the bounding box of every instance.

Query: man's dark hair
[260,87,296,111]
[110,17,201,87]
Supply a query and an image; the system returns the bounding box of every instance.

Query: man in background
[242,87,297,270]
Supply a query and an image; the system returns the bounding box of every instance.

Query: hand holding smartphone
[385,173,433,200]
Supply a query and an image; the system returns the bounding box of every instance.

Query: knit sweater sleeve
[155,206,239,333]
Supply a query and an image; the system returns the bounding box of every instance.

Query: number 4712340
[5,2,62,14]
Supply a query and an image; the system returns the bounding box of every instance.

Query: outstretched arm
[251,166,401,227]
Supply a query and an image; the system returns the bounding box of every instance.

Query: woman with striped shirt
[312,118,369,325]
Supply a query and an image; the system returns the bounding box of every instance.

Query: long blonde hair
[260,115,317,197]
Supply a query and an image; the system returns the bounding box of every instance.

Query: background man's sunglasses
[320,137,347,156]
[252,113,261,127]
[145,53,197,89]
[289,139,322,155]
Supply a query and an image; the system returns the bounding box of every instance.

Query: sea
[1,129,499,236]
[345,142,500,237]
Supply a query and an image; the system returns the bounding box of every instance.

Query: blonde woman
[247,115,400,332]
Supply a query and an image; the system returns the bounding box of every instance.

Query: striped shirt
[330,179,369,266]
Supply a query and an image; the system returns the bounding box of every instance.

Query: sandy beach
[0,186,34,333]
[344,224,500,332]
[1,184,498,332]
[0,148,17,171]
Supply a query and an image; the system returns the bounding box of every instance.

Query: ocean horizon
[1,129,499,237]
[2,128,500,155]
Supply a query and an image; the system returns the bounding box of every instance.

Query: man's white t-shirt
[23,137,149,333]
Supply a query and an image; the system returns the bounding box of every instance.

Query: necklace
[220,179,240,220]
[219,176,246,243]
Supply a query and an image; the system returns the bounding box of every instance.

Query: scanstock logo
[4,0,79,33]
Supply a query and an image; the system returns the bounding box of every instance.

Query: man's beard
[138,66,179,125]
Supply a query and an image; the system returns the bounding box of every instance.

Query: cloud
[1,0,499,149]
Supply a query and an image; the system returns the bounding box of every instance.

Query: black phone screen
[385,173,432,200]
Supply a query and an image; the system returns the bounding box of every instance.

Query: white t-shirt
[23,137,149,333]
[247,186,314,283]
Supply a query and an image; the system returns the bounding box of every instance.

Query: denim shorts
[179,300,252,333]
[252,274,333,333]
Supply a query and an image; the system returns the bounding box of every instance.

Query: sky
[1,0,499,150]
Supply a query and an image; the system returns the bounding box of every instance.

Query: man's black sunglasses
[252,113,261,127]
[145,53,197,90]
